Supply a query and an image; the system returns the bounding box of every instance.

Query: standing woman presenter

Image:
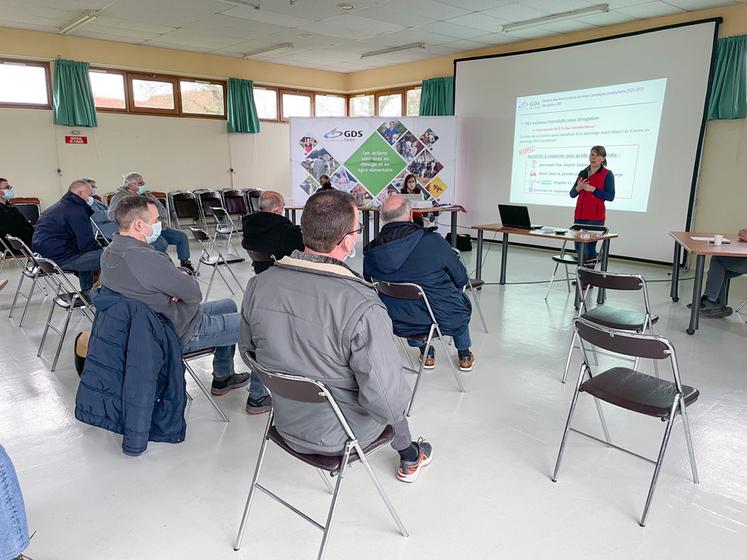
[569,145,614,264]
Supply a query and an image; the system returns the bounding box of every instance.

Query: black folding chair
[11,197,42,225]
[196,189,223,229]
[6,235,53,327]
[168,191,201,229]
[221,188,249,217]
[245,189,261,214]
[552,318,699,527]
[234,352,408,560]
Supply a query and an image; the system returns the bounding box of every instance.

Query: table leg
[670,242,681,302]
[450,211,458,248]
[575,247,586,309]
[284,208,290,221]
[687,255,705,335]
[291,209,297,225]
[596,238,610,304]
[499,232,509,285]
[362,210,370,247]
[476,230,484,281]
[373,211,380,237]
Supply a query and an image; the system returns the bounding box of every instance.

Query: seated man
[699,227,747,318]
[32,180,102,291]
[108,172,195,274]
[240,190,432,482]
[0,177,34,253]
[241,190,304,274]
[363,195,475,371]
[101,195,270,411]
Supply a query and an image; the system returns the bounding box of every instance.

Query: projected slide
[509,78,667,212]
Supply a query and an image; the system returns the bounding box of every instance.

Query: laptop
[498,204,542,229]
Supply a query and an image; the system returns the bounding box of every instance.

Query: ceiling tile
[617,1,686,18]
[352,3,440,27]
[665,0,737,9]
[105,0,229,27]
[470,32,524,45]
[576,11,638,26]
[446,13,508,32]
[87,16,177,35]
[519,0,594,11]
[75,24,162,42]
[315,14,405,40]
[537,19,598,33]
[436,0,515,10]
[483,3,550,20]
[415,20,488,39]
[221,5,315,27]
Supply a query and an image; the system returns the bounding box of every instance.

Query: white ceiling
[0,0,742,72]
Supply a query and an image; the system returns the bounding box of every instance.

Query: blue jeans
[151,227,190,261]
[408,325,472,351]
[574,219,605,262]
[0,444,29,560]
[704,256,747,303]
[61,248,103,290]
[182,299,267,396]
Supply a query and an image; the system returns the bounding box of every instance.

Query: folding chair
[149,191,171,228]
[245,249,274,273]
[210,206,242,254]
[5,235,53,327]
[182,347,229,422]
[562,267,658,384]
[190,227,244,301]
[245,189,261,214]
[234,352,409,560]
[169,191,201,230]
[453,248,488,333]
[221,188,249,217]
[10,197,42,226]
[552,318,699,527]
[90,218,111,247]
[373,280,464,416]
[545,224,608,300]
[196,189,223,229]
[35,258,95,371]
[0,235,23,274]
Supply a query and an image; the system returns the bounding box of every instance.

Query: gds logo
[324,128,364,139]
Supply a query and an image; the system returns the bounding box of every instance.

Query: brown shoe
[458,352,475,372]
[419,346,435,369]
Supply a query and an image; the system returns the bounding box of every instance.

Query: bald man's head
[381,194,412,224]
[259,191,285,214]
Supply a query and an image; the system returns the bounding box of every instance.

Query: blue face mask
[86,196,95,206]
[145,220,162,244]
[2,187,15,200]
[138,186,146,195]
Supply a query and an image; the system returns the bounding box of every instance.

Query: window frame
[375,89,404,118]
[279,88,314,122]
[89,67,129,113]
[178,77,227,120]
[348,93,375,117]
[127,72,180,116]
[253,85,280,122]
[314,92,347,118]
[0,58,52,110]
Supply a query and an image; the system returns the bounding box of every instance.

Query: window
[281,92,312,120]
[89,69,126,110]
[315,94,346,117]
[253,87,278,120]
[180,80,225,116]
[349,94,374,117]
[406,87,421,116]
[129,74,178,114]
[0,59,50,108]
[377,93,402,117]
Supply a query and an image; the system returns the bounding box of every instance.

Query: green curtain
[227,77,261,133]
[53,58,97,127]
[707,35,747,120]
[419,77,454,116]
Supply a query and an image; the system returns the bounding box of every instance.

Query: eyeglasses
[336,224,364,246]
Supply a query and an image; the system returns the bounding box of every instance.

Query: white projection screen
[454,20,719,262]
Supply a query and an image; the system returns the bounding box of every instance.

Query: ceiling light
[501,4,609,33]
[361,42,425,59]
[59,10,100,34]
[218,0,260,9]
[337,3,355,10]
[243,42,294,58]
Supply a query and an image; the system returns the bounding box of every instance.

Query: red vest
[574,167,609,222]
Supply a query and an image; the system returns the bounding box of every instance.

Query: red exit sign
[65,135,88,144]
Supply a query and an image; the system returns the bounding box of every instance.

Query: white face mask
[345,245,356,261]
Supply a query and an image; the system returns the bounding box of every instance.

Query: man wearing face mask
[108,172,195,274]
[101,196,268,406]
[32,179,103,292]
[0,177,34,252]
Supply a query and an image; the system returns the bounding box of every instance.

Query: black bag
[446,233,472,252]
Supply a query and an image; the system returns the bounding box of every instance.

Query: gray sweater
[100,234,202,344]
[107,187,168,221]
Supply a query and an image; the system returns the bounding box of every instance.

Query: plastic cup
[714,234,723,245]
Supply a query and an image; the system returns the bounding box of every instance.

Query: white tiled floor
[1,239,746,560]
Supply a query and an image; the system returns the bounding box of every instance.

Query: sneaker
[245,394,272,415]
[397,438,433,483]
[211,372,250,396]
[180,259,197,276]
[419,345,435,369]
[458,351,476,372]
[700,305,733,318]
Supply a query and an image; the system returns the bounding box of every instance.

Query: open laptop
[498,204,542,229]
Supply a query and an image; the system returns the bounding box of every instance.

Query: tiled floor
[1,238,746,560]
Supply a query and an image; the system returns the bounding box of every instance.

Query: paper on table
[691,236,731,243]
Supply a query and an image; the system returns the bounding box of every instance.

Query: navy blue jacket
[75,287,187,455]
[32,192,99,265]
[363,222,471,337]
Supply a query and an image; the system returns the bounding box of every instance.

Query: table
[471,224,619,305]
[669,232,747,335]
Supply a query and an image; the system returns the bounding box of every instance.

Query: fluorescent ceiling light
[218,0,261,8]
[243,42,294,58]
[59,10,99,34]
[361,42,425,59]
[501,4,609,33]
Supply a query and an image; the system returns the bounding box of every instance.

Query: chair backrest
[105,192,115,205]
[577,268,644,291]
[197,190,223,217]
[373,280,439,325]
[189,226,211,243]
[221,189,248,215]
[34,257,87,301]
[5,234,36,264]
[247,249,273,264]
[245,189,261,214]
[11,198,41,225]
[90,218,111,246]
[171,192,200,219]
[575,318,670,360]
[211,206,228,223]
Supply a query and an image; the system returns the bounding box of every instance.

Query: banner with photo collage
[289,116,457,207]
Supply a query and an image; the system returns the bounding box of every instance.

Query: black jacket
[0,200,34,252]
[32,192,98,265]
[241,211,304,274]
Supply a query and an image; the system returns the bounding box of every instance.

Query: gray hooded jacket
[239,251,410,455]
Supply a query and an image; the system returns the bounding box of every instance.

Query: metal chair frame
[195,189,223,229]
[245,188,261,214]
[373,280,465,416]
[210,206,242,255]
[220,188,249,217]
[234,352,409,560]
[545,224,608,300]
[182,348,229,423]
[562,268,657,384]
[168,191,201,230]
[189,227,244,301]
[6,235,52,327]
[453,248,488,333]
[552,317,699,527]
[0,235,24,274]
[35,258,95,371]
[90,218,111,247]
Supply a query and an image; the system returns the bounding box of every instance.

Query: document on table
[691,236,731,243]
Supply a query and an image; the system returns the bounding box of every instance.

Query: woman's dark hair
[400,173,420,194]
[590,145,607,167]
[319,174,330,185]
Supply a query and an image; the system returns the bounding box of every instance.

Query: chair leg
[468,284,488,333]
[552,364,587,481]
[592,397,612,445]
[50,307,74,372]
[563,264,572,293]
[561,332,578,384]
[317,469,334,494]
[398,337,416,372]
[183,361,229,422]
[317,443,353,560]
[679,400,699,484]
[234,411,274,551]
[18,275,38,327]
[436,325,465,393]
[37,299,57,358]
[355,442,409,537]
[407,328,434,416]
[9,272,25,318]
[544,262,560,300]
[223,257,244,292]
[204,267,217,302]
[736,298,747,313]
[639,399,679,527]
[213,263,235,296]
